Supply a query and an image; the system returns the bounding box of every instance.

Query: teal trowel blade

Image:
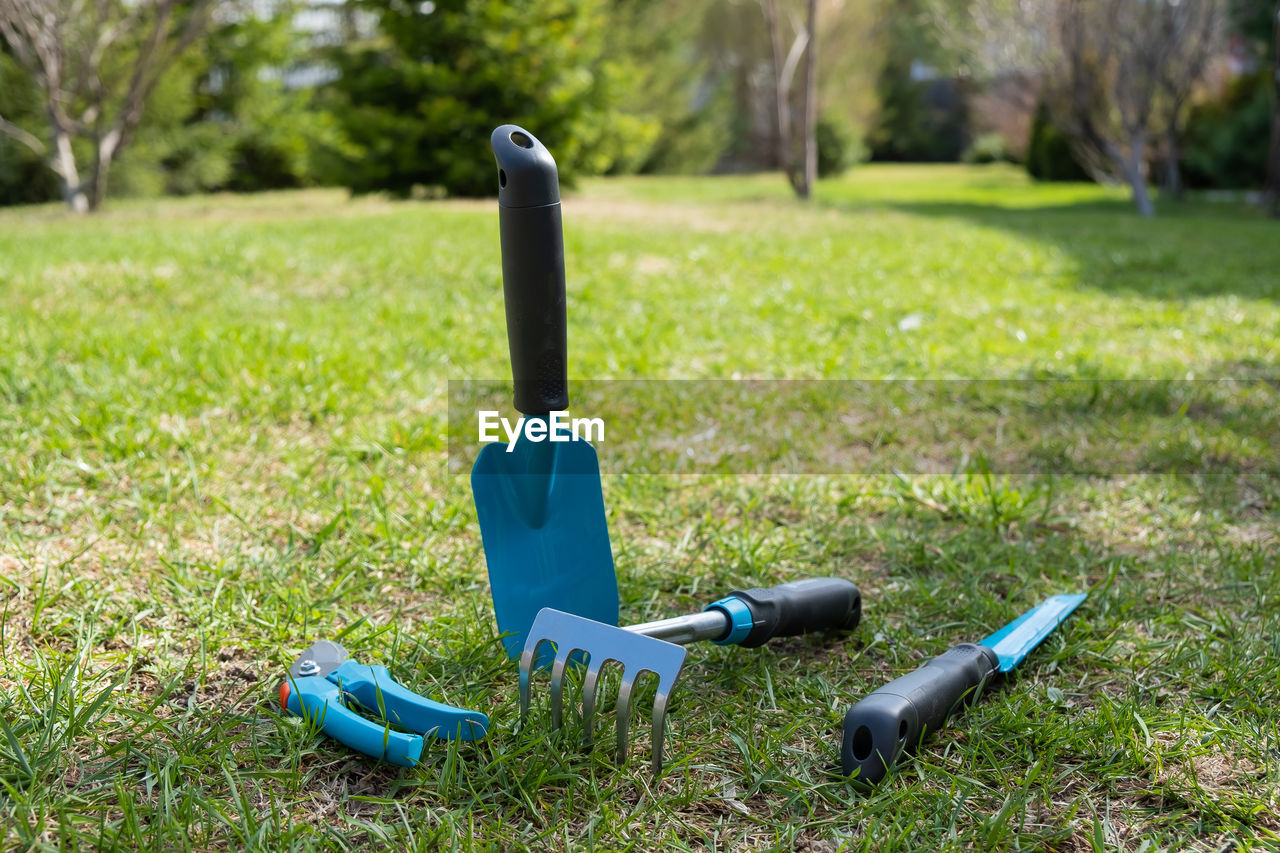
[472,431,619,658]
[979,593,1086,672]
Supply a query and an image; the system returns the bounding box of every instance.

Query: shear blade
[289,639,349,679]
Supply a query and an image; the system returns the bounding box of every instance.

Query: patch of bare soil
[1155,742,1262,793]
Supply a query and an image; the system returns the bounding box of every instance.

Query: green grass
[1,164,1277,851]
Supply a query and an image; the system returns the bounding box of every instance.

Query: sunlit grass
[1,168,1277,850]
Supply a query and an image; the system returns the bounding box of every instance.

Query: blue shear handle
[285,677,424,767]
[330,660,490,741]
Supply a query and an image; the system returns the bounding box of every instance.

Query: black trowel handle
[490,124,568,415]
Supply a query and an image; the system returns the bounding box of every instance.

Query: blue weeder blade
[980,593,1086,672]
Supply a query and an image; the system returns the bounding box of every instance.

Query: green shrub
[321,0,646,198]
[0,140,59,206]
[817,114,862,177]
[1027,102,1091,182]
[161,124,237,195]
[0,55,59,206]
[1181,72,1271,190]
[962,132,1010,164]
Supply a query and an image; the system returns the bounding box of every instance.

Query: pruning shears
[279,640,489,767]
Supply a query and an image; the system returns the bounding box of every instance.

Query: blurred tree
[185,2,352,193]
[1026,100,1091,181]
[320,0,642,197]
[694,0,774,170]
[1267,0,1280,216]
[799,0,818,195]
[0,46,59,204]
[1154,0,1229,199]
[0,2,350,204]
[1058,0,1226,215]
[870,0,970,163]
[0,0,215,211]
[1180,71,1271,190]
[1131,0,1273,199]
[693,0,879,186]
[602,0,723,174]
[762,0,819,197]
[941,0,1227,217]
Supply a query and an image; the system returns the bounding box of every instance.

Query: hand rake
[519,577,862,773]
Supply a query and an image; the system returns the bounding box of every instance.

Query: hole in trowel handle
[510,130,534,148]
[850,725,873,761]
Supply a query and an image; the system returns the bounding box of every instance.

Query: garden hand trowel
[471,124,619,658]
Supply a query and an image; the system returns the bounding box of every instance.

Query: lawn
[0,164,1277,851]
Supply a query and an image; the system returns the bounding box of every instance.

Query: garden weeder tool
[279,640,489,767]
[520,577,863,773]
[840,592,1085,787]
[472,123,618,658]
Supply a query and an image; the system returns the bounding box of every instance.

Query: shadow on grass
[828,195,1280,304]
[448,378,1280,484]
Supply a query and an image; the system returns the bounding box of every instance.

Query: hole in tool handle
[850,725,873,761]
[490,124,559,210]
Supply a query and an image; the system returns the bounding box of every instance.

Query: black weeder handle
[491,124,568,415]
[840,642,999,787]
[726,578,862,648]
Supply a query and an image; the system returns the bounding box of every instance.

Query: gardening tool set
[278,123,1087,786]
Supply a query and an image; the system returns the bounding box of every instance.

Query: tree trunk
[762,0,792,181]
[88,129,121,212]
[796,0,818,200]
[1119,133,1155,217]
[50,123,89,214]
[1269,101,1280,217]
[1267,0,1280,217]
[1163,123,1183,201]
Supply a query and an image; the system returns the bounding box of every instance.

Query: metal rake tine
[651,686,673,776]
[615,672,635,764]
[517,639,541,726]
[580,660,603,747]
[549,648,573,730]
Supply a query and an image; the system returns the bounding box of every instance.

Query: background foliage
[319,0,654,197]
[0,0,1277,203]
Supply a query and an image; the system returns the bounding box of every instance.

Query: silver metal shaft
[624,610,729,774]
[626,610,729,646]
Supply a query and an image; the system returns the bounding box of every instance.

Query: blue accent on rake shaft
[705,596,753,646]
[979,593,1086,672]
